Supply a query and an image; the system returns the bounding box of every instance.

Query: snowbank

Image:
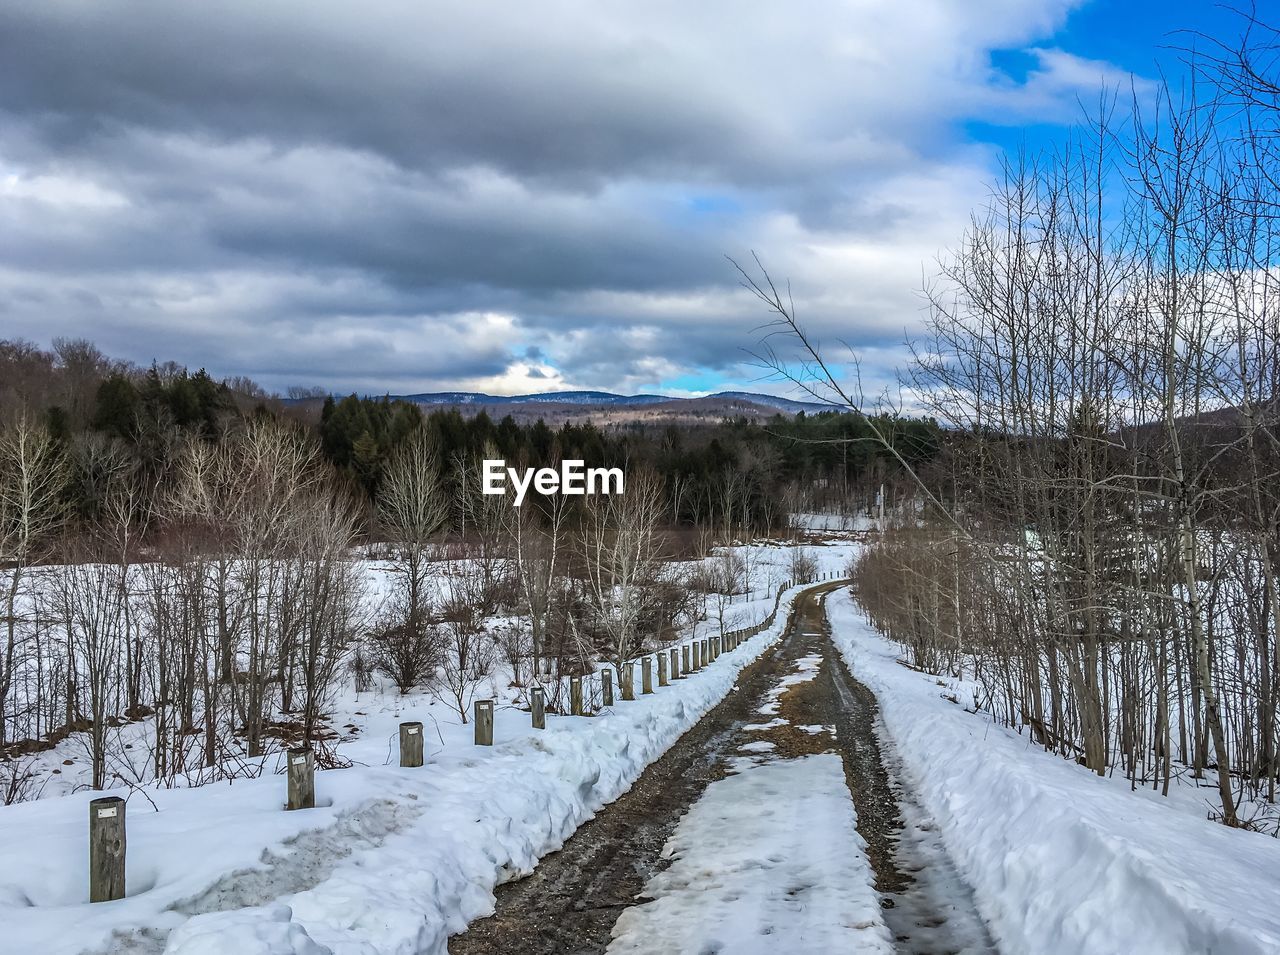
[827,590,1280,955]
[0,586,815,955]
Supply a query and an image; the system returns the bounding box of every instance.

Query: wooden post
[701,639,710,666]
[670,647,681,679]
[474,699,494,745]
[657,651,668,686]
[642,656,654,694]
[601,667,614,707]
[531,686,545,729]
[89,796,125,903]
[570,676,584,715]
[621,662,635,701]
[287,746,315,811]
[400,721,424,767]
[682,644,691,674]
[691,641,700,670]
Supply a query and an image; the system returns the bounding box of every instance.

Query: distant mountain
[277,388,845,428]
[399,390,672,407]
[708,391,838,414]
[394,389,836,414]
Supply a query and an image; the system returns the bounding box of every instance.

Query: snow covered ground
[0,580,827,955]
[828,589,1280,955]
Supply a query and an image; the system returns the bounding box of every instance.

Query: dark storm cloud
[0,0,1107,396]
[0,4,785,187]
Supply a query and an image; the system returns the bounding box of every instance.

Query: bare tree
[292,487,366,740]
[54,557,127,789]
[0,416,67,747]
[370,607,444,694]
[436,555,496,720]
[378,430,450,644]
[579,468,667,666]
[506,466,570,681]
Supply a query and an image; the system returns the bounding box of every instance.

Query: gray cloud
[0,0,1124,398]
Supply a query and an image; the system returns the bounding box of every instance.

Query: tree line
[0,337,934,801]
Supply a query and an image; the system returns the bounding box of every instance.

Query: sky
[0,1,1251,401]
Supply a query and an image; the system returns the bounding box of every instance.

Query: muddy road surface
[448,584,996,955]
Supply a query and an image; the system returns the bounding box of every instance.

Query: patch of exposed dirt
[749,653,838,758]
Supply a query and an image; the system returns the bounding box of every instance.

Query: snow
[606,753,892,954]
[606,681,890,952]
[0,585,816,955]
[789,511,875,533]
[608,623,890,955]
[165,907,328,955]
[827,589,1280,955]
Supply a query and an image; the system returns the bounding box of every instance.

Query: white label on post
[291,756,306,766]
[407,727,419,735]
[97,806,118,819]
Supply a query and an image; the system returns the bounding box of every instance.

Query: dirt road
[448,584,995,955]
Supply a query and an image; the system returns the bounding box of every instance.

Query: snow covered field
[5,540,855,803]
[0,568,840,955]
[789,511,876,534]
[828,589,1280,955]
